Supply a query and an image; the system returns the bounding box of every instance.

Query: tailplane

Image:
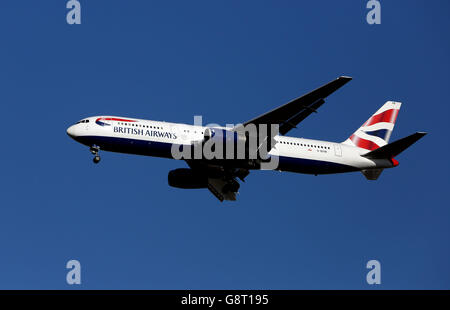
[360,132,427,180]
[362,132,427,159]
[343,101,402,151]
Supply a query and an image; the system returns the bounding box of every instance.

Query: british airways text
[113,126,177,139]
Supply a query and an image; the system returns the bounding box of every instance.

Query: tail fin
[343,101,402,151]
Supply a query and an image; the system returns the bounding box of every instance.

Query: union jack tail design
[343,101,402,151]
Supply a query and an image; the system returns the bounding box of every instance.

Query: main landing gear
[90,145,101,164]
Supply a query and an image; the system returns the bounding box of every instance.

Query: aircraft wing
[180,77,351,201]
[241,76,352,135]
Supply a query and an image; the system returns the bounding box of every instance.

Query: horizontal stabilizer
[363,132,427,159]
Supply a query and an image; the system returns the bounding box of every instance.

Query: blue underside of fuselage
[73,135,358,174]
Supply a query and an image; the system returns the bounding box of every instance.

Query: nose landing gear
[90,145,101,164]
[93,155,101,164]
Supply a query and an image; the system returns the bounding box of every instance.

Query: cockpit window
[75,119,89,124]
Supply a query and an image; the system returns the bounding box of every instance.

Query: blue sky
[0,1,449,289]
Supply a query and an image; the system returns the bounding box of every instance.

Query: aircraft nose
[66,125,76,138]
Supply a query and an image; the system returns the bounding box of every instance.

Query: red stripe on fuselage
[363,109,399,127]
[96,117,137,123]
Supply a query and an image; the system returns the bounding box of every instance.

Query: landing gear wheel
[90,145,101,164]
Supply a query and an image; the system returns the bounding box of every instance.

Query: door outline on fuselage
[334,144,342,157]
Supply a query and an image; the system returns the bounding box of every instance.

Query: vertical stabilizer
[343,101,401,151]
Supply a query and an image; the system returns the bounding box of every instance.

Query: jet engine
[168,168,208,189]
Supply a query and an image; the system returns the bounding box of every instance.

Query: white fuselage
[66,116,395,175]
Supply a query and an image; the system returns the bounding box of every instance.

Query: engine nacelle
[168,168,207,189]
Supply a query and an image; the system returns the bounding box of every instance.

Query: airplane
[66,76,426,201]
